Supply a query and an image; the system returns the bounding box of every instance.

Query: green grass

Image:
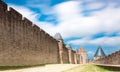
[0,64,45,70]
[81,64,111,72]
[63,64,112,72]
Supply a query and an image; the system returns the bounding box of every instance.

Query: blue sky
[3,0,120,59]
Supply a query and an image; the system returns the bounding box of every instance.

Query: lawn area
[63,64,112,72]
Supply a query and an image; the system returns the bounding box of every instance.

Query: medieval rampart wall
[62,46,69,63]
[71,50,75,64]
[0,0,59,66]
[94,50,120,65]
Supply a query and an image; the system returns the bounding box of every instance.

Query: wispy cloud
[8,4,54,32]
[8,4,39,23]
[68,36,120,46]
[52,1,120,38]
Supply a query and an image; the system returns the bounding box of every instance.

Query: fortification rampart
[0,0,59,66]
[93,50,120,65]
[68,48,75,64]
[62,46,69,63]
[71,50,75,64]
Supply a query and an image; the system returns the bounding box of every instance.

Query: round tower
[54,33,63,64]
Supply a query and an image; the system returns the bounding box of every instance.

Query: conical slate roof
[54,33,62,40]
[94,46,106,57]
[66,44,71,48]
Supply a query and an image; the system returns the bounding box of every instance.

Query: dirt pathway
[0,64,79,72]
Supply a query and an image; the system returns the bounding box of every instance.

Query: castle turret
[54,33,63,64]
[54,33,62,40]
[94,46,106,60]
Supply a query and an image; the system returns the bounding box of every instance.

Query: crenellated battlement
[0,0,78,66]
[9,7,22,20]
[0,0,7,11]
[0,0,59,66]
[33,24,39,29]
[23,17,32,25]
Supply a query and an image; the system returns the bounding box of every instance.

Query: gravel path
[0,64,79,72]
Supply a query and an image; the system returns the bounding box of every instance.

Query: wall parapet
[93,50,120,65]
[9,7,22,20]
[0,0,7,11]
[0,0,59,66]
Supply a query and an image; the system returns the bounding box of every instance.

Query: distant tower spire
[94,46,106,60]
[54,33,62,40]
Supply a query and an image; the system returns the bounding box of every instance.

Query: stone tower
[76,48,88,64]
[94,46,106,60]
[66,44,74,64]
[54,33,63,64]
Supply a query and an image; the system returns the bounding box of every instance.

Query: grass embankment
[0,64,45,70]
[63,64,112,72]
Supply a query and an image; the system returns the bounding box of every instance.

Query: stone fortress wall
[0,0,87,66]
[93,50,120,65]
[62,46,69,63]
[0,0,59,66]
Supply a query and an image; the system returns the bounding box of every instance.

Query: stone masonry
[54,33,77,64]
[93,50,120,65]
[76,48,88,64]
[0,0,59,66]
[0,0,86,66]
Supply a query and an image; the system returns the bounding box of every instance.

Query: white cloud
[68,36,120,46]
[54,1,81,22]
[26,0,53,15]
[84,0,107,10]
[8,4,39,23]
[87,51,94,55]
[8,4,56,34]
[52,1,120,38]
